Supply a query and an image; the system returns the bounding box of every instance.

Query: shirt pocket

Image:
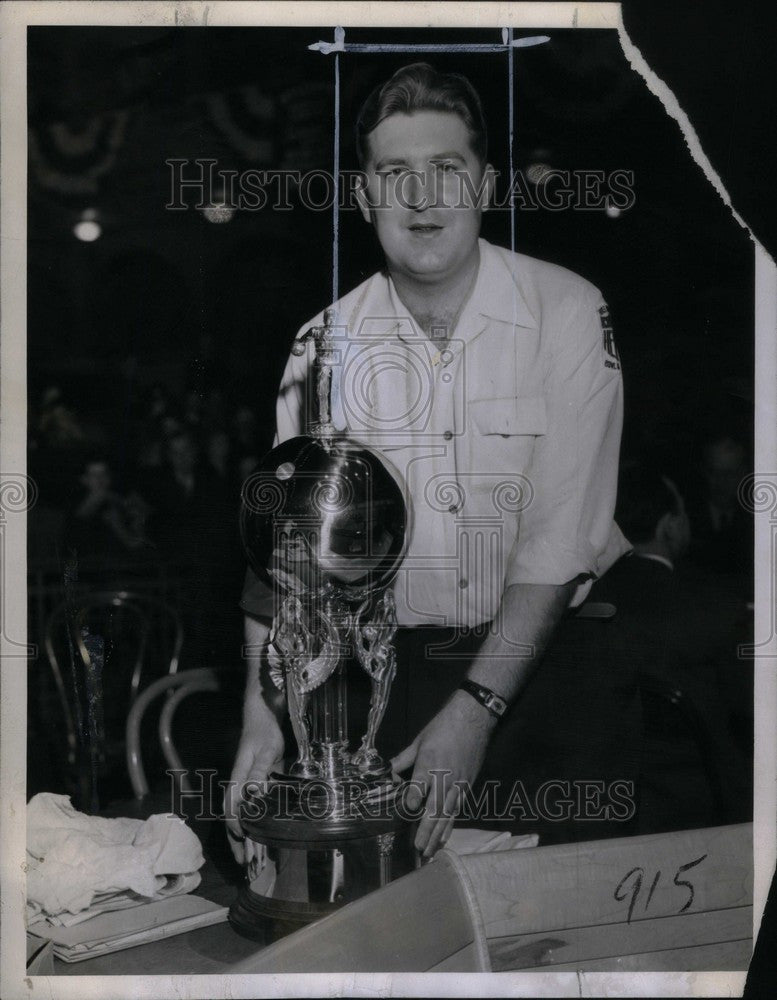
[465,396,546,499]
[470,395,547,437]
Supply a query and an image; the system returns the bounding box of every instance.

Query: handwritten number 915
[614,854,708,923]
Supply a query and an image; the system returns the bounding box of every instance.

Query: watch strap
[458,679,508,719]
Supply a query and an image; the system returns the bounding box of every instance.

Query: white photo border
[2,3,774,997]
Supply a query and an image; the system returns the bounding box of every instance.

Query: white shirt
[272,238,630,626]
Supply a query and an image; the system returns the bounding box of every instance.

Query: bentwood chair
[43,590,183,806]
[124,667,222,800]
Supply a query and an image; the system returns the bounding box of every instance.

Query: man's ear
[657,510,685,550]
[655,511,673,545]
[479,163,497,212]
[355,174,373,225]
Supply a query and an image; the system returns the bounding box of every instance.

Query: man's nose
[401,170,431,210]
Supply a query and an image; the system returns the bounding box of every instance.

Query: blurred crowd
[28,381,267,563]
[28,381,270,671]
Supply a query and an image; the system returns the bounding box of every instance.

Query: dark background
[23,9,773,976]
[27,14,767,481]
[25,10,766,803]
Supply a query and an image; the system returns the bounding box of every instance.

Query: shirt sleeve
[239,325,316,619]
[504,287,630,602]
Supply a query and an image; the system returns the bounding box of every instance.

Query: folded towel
[26,793,204,924]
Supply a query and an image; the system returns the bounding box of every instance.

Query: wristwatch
[458,679,508,719]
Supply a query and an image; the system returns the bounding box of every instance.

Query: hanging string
[508,26,516,255]
[332,49,341,305]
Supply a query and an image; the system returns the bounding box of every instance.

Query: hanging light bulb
[202,203,236,224]
[201,179,236,224]
[73,208,102,242]
[526,162,554,185]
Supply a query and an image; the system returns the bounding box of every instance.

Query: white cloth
[269,238,629,625]
[26,793,204,924]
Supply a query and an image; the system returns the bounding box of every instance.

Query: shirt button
[443,430,453,441]
[459,578,468,589]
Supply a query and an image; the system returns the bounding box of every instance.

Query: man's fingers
[390,740,419,776]
[226,822,247,864]
[438,813,456,852]
[224,779,247,864]
[224,749,282,864]
[415,781,459,857]
[406,757,451,845]
[426,788,460,857]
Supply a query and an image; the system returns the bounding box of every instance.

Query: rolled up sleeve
[505,288,629,601]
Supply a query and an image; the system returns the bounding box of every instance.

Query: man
[686,431,752,579]
[228,63,630,860]
[592,462,752,833]
[66,456,150,557]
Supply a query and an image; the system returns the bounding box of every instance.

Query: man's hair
[615,461,681,544]
[355,62,488,166]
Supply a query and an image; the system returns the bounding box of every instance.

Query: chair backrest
[43,590,183,794]
[229,849,491,973]
[457,823,752,972]
[125,667,221,800]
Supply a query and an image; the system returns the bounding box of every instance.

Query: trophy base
[228,775,415,941]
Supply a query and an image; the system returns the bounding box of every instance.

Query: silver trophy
[230,310,413,940]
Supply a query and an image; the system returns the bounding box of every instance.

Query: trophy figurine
[229,309,413,940]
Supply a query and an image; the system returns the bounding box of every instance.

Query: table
[52,794,268,975]
[50,802,754,974]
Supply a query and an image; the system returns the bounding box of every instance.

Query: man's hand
[225,718,284,865]
[391,689,497,859]
[390,582,576,860]
[225,614,285,865]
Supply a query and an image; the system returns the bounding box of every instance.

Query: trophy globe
[230,309,414,940]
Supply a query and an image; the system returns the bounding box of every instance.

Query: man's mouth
[408,223,443,235]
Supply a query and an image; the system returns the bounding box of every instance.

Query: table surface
[52,794,270,975]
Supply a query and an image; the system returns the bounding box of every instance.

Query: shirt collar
[470,238,538,330]
[354,238,539,345]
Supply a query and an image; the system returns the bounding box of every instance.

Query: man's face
[169,436,198,475]
[82,462,111,494]
[663,477,691,558]
[358,111,491,284]
[703,439,747,509]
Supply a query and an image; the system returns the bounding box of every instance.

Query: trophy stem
[235,302,412,940]
[336,660,347,743]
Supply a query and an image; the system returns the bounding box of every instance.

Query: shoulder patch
[599,304,621,370]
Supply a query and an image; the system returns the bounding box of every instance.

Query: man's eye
[434,162,457,174]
